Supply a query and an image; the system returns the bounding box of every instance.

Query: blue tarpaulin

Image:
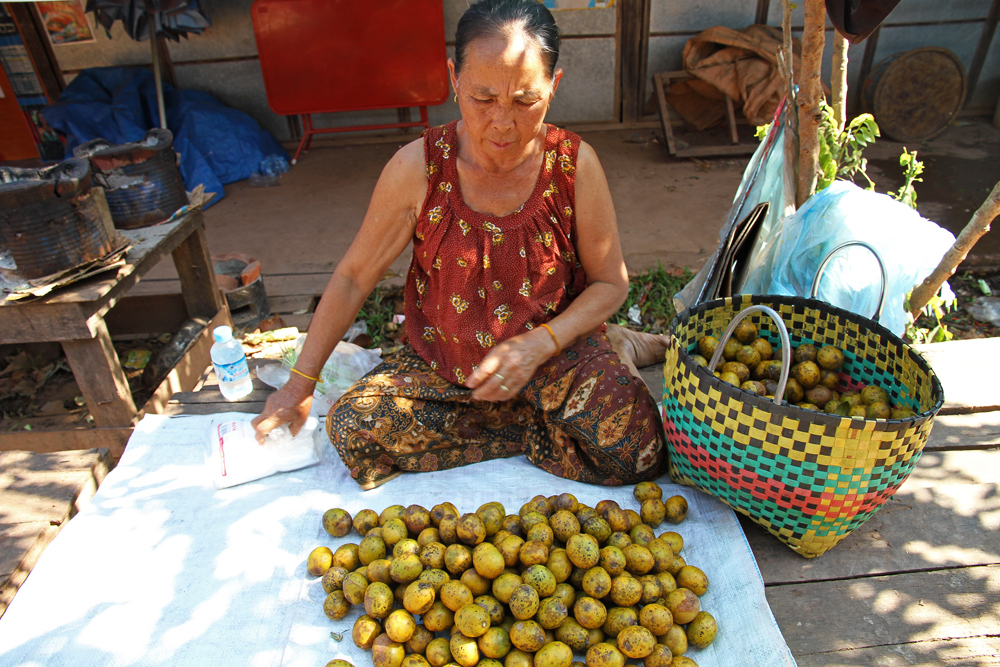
[43,67,287,207]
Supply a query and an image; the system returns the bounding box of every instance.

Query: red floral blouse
[404,120,588,386]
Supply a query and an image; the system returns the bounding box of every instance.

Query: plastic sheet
[740,181,956,335]
[42,67,288,207]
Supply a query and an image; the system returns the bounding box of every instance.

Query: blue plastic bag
[43,67,288,207]
[740,181,956,336]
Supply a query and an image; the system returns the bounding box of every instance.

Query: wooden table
[0,209,229,458]
[162,340,1000,666]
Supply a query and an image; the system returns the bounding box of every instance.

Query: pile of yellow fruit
[695,319,915,419]
[307,483,717,667]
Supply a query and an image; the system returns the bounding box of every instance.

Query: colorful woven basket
[662,293,944,558]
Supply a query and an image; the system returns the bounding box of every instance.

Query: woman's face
[448,31,562,165]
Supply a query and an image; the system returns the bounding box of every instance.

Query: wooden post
[965,0,999,108]
[619,0,651,122]
[831,32,849,131]
[796,0,826,207]
[909,180,1000,317]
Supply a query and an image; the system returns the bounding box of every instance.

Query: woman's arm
[468,140,629,400]
[252,139,428,441]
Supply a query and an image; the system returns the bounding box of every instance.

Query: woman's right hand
[251,374,316,443]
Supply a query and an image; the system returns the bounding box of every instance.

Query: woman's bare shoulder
[375,137,429,212]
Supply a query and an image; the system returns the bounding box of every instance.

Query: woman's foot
[606,323,671,382]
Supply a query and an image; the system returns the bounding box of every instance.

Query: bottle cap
[213,325,233,343]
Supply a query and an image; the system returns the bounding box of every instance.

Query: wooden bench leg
[62,318,137,427]
[171,215,225,322]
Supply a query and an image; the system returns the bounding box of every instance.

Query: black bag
[697,202,769,303]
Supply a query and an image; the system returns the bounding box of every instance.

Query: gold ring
[500,384,509,393]
[494,373,505,382]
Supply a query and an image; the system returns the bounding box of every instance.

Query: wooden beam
[966,0,1000,105]
[6,3,65,103]
[619,0,651,122]
[155,35,177,88]
[61,318,137,427]
[104,292,189,337]
[170,212,226,321]
[755,0,771,25]
[850,25,881,115]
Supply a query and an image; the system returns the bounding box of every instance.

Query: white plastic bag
[255,338,383,417]
[740,181,956,335]
[207,415,320,489]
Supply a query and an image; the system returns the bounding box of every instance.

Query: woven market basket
[662,293,944,558]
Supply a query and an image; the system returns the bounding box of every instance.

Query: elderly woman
[253,0,668,489]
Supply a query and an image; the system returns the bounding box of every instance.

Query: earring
[454,94,458,103]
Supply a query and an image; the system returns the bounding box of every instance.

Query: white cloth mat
[0,413,796,667]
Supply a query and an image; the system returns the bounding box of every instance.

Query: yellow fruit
[697,336,718,360]
[793,361,821,389]
[323,508,353,537]
[664,496,688,524]
[719,371,742,387]
[353,614,382,649]
[783,378,804,404]
[861,385,890,405]
[749,336,773,361]
[721,361,750,383]
[324,590,351,620]
[816,345,845,371]
[586,642,626,667]
[866,402,892,419]
[307,546,334,576]
[685,611,717,649]
[385,609,417,643]
[735,345,761,369]
[617,625,657,659]
[508,619,547,652]
[534,641,573,667]
[794,344,818,364]
[675,566,708,596]
[455,603,491,638]
[373,634,405,667]
[634,481,663,502]
[665,588,700,625]
[733,319,757,343]
[660,624,687,656]
[722,338,741,361]
[638,603,673,636]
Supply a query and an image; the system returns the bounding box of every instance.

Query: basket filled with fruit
[661,243,944,558]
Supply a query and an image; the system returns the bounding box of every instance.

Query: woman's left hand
[468,329,556,401]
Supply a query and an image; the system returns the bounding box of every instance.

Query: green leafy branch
[891,149,924,209]
[816,100,879,191]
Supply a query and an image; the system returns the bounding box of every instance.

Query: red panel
[251,0,449,116]
[0,63,39,161]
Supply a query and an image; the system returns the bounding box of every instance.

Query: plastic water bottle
[211,325,253,400]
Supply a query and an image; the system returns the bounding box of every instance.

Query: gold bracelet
[540,323,561,355]
[290,367,323,383]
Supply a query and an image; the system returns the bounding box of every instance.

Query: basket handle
[809,241,887,323]
[707,305,792,406]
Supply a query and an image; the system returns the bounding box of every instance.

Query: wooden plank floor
[0,449,113,619]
